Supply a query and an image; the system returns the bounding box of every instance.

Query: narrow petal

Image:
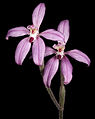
[15,37,31,65]
[32,37,45,65]
[61,56,73,85]
[45,47,56,57]
[57,20,69,43]
[43,56,59,87]
[65,49,91,66]
[32,3,46,28]
[40,29,65,43]
[6,27,29,40]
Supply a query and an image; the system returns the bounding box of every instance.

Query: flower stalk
[46,87,62,111]
[39,61,44,76]
[59,68,66,119]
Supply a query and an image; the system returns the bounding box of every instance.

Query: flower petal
[32,3,46,28]
[15,37,31,65]
[32,37,45,65]
[40,29,65,43]
[61,56,73,85]
[65,49,91,66]
[43,56,59,87]
[6,27,29,40]
[45,47,56,57]
[57,20,69,44]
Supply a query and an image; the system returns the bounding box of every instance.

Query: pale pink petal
[65,49,91,66]
[6,27,29,40]
[45,47,56,57]
[32,37,45,65]
[15,37,31,65]
[32,3,46,28]
[61,56,73,85]
[40,29,65,43]
[43,56,59,87]
[57,20,69,43]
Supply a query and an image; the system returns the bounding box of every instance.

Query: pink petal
[65,49,91,66]
[43,56,59,87]
[40,29,65,43]
[6,27,29,40]
[15,37,31,65]
[32,37,45,65]
[45,47,56,57]
[57,20,69,44]
[32,3,46,28]
[61,56,73,85]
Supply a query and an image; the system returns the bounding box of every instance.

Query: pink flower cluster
[6,3,90,87]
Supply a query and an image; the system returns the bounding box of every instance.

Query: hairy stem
[59,69,65,119]
[46,87,62,111]
[59,109,63,119]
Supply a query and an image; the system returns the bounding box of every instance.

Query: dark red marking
[57,55,62,60]
[32,29,35,34]
[58,48,62,52]
[29,37,34,43]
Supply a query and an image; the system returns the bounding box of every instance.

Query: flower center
[27,25,39,43]
[53,42,65,60]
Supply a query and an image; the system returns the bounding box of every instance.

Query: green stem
[39,61,44,76]
[59,85,65,119]
[59,109,63,119]
[46,87,62,111]
[59,70,65,119]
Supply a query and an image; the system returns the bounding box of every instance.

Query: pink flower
[6,3,64,65]
[43,20,91,87]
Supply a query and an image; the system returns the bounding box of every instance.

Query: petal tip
[47,83,51,88]
[6,36,9,40]
[39,63,43,66]
[64,77,72,85]
[39,3,45,6]
[16,61,22,65]
[87,60,91,67]
[18,63,22,66]
[43,78,50,88]
[65,19,69,22]
[15,59,22,65]
[64,81,69,85]
[38,3,45,9]
[88,58,91,66]
[64,82,68,85]
[33,60,42,66]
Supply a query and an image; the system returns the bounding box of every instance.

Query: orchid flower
[43,20,91,87]
[6,3,64,65]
